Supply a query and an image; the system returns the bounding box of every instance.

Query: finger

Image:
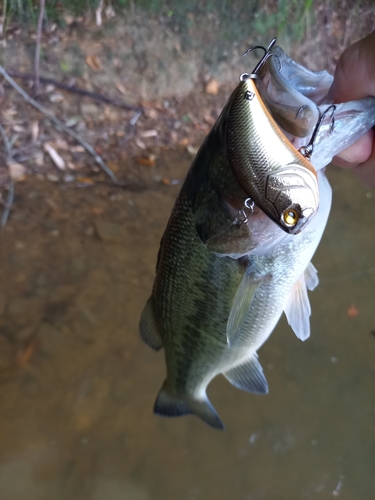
[328,31,375,103]
[353,141,375,189]
[332,129,374,168]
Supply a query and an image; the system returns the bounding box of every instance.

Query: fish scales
[140,42,375,429]
[140,114,332,428]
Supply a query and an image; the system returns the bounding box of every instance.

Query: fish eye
[282,208,299,227]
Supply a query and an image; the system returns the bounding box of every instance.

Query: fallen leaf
[49,93,64,103]
[135,138,146,150]
[347,304,359,318]
[115,81,127,95]
[77,177,93,184]
[65,117,81,127]
[12,124,26,133]
[71,145,85,153]
[144,107,158,120]
[30,120,39,142]
[187,144,199,156]
[8,162,26,180]
[162,178,171,185]
[204,114,216,125]
[46,173,60,182]
[140,129,158,138]
[136,156,156,167]
[178,138,189,147]
[54,138,70,150]
[91,207,104,215]
[44,143,66,170]
[85,55,102,72]
[205,78,219,95]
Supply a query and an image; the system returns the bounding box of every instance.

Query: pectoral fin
[139,297,163,351]
[284,262,318,341]
[226,267,266,346]
[224,354,268,394]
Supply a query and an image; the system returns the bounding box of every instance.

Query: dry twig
[34,0,45,94]
[0,122,15,227]
[0,64,119,184]
[7,70,143,112]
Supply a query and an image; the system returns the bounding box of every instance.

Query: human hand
[329,31,375,188]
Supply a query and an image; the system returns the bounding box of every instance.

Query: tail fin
[153,381,224,430]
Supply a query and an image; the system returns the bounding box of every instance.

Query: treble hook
[241,37,278,80]
[299,104,336,160]
[234,198,255,226]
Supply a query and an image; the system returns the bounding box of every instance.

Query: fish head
[265,164,319,233]
[259,46,375,171]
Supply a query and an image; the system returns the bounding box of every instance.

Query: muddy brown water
[0,149,374,500]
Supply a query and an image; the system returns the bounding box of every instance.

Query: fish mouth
[258,45,332,144]
[258,44,375,171]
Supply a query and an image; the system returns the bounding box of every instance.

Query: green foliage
[253,0,314,40]
[3,0,313,43]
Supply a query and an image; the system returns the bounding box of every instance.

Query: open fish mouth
[224,38,375,234]
[258,43,375,171]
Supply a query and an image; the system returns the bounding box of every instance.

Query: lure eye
[282,209,299,227]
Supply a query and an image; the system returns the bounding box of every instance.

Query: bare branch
[0,122,11,159]
[0,64,119,184]
[1,177,14,227]
[34,0,45,93]
[7,70,143,112]
[0,122,14,228]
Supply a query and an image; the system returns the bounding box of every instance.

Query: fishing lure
[224,38,334,234]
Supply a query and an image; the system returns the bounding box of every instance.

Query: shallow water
[0,150,374,500]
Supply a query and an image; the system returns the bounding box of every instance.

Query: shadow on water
[0,149,374,500]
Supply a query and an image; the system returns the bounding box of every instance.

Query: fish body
[140,115,331,429]
[140,42,375,430]
[225,76,319,234]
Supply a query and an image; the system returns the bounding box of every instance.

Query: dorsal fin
[139,298,163,351]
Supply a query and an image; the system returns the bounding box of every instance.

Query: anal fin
[304,262,319,291]
[139,297,163,351]
[224,354,268,394]
[284,263,316,341]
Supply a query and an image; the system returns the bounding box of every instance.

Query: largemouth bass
[140,43,375,429]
